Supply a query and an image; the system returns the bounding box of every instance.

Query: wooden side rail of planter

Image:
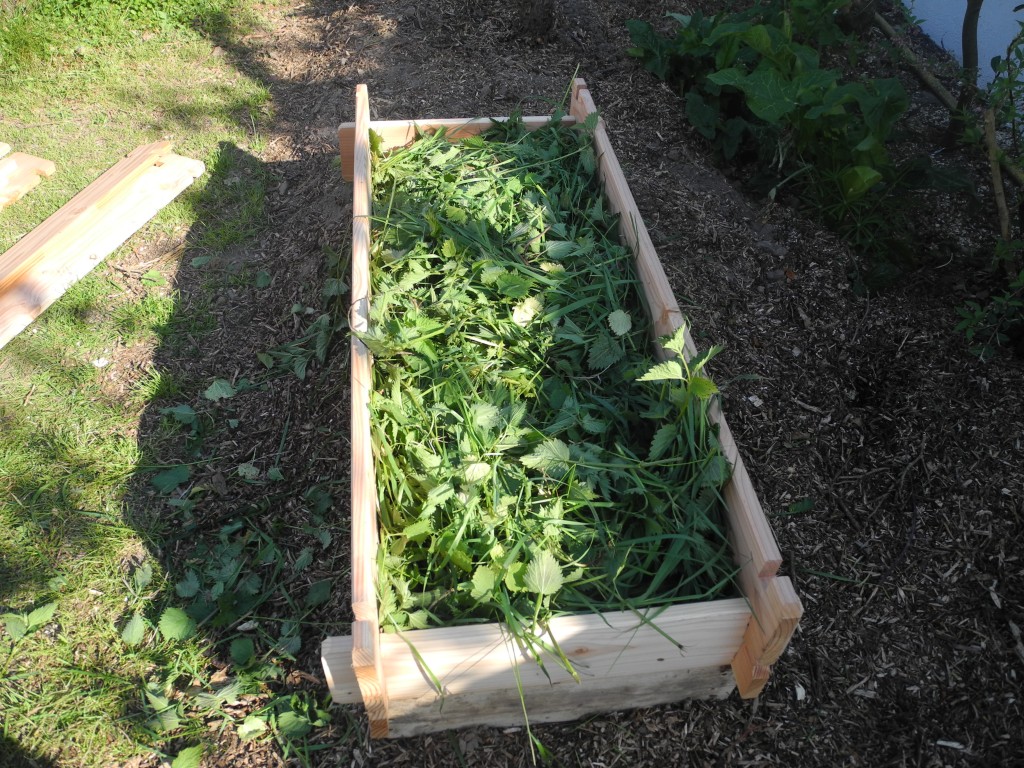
[326,80,802,738]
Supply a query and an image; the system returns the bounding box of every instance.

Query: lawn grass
[0,2,343,765]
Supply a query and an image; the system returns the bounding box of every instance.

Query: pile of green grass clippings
[362,112,737,664]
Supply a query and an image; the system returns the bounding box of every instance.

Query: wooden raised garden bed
[321,80,802,738]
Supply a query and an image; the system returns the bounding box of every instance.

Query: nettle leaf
[27,601,57,628]
[662,324,690,356]
[230,637,255,666]
[2,614,27,641]
[649,424,678,461]
[151,465,190,494]
[581,413,608,435]
[521,439,572,476]
[175,570,200,598]
[120,618,145,647]
[159,607,197,641]
[305,579,331,608]
[267,467,285,482]
[171,745,204,768]
[236,463,260,480]
[512,296,543,327]
[407,610,430,629]
[293,548,313,572]
[203,379,237,401]
[638,360,683,382]
[464,462,490,484]
[277,710,312,739]
[688,375,719,399]
[238,715,268,740]
[587,333,623,370]
[496,273,532,298]
[524,550,564,596]
[161,404,197,426]
[607,309,632,337]
[470,566,496,601]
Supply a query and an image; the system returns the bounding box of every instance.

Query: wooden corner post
[349,83,389,736]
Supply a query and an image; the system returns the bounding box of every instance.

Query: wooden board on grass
[0,152,56,209]
[0,143,203,350]
[324,80,803,737]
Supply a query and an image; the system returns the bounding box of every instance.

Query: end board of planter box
[324,80,802,738]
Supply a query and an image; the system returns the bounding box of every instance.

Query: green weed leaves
[368,116,736,660]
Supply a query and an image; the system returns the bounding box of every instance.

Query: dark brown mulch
[145,1,1024,765]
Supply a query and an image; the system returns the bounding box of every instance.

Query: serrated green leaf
[175,571,200,598]
[267,467,284,481]
[277,710,312,739]
[504,561,526,593]
[254,270,272,289]
[470,566,496,601]
[238,715,268,740]
[230,637,255,666]
[407,609,430,629]
[305,579,331,608]
[161,404,197,425]
[524,550,564,596]
[171,745,204,768]
[3,614,27,641]
[203,379,236,401]
[151,465,190,494]
[293,548,313,572]
[133,562,153,592]
[688,375,719,399]
[607,309,632,336]
[662,323,690,356]
[512,296,543,326]
[159,607,196,641]
[520,439,572,476]
[403,517,433,542]
[587,333,623,370]
[581,413,607,435]
[27,601,57,628]
[236,462,260,480]
[121,612,145,646]
[649,424,678,461]
[142,269,167,287]
[464,462,490,484]
[638,360,684,382]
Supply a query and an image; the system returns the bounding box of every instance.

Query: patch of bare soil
[158,0,1024,765]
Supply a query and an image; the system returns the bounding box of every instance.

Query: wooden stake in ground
[0,142,204,350]
[0,152,56,209]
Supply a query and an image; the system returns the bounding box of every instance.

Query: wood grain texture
[322,599,749,733]
[349,83,389,738]
[0,152,203,350]
[338,116,577,181]
[0,152,56,208]
[0,142,172,298]
[0,143,10,159]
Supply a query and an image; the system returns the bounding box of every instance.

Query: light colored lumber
[731,643,770,699]
[569,79,682,340]
[0,152,55,208]
[0,152,203,350]
[0,141,173,298]
[321,635,361,704]
[323,598,749,734]
[349,83,390,738]
[338,115,577,182]
[0,143,10,159]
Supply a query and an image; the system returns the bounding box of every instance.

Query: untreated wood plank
[338,115,577,182]
[0,152,203,350]
[349,83,389,738]
[324,599,749,733]
[0,141,172,298]
[0,152,55,208]
[0,143,10,159]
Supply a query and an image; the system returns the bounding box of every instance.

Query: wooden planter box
[322,80,802,738]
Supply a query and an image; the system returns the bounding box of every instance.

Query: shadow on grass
[0,734,57,768]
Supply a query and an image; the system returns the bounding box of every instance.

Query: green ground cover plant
[364,117,737,675]
[626,1,970,284]
[0,1,344,765]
